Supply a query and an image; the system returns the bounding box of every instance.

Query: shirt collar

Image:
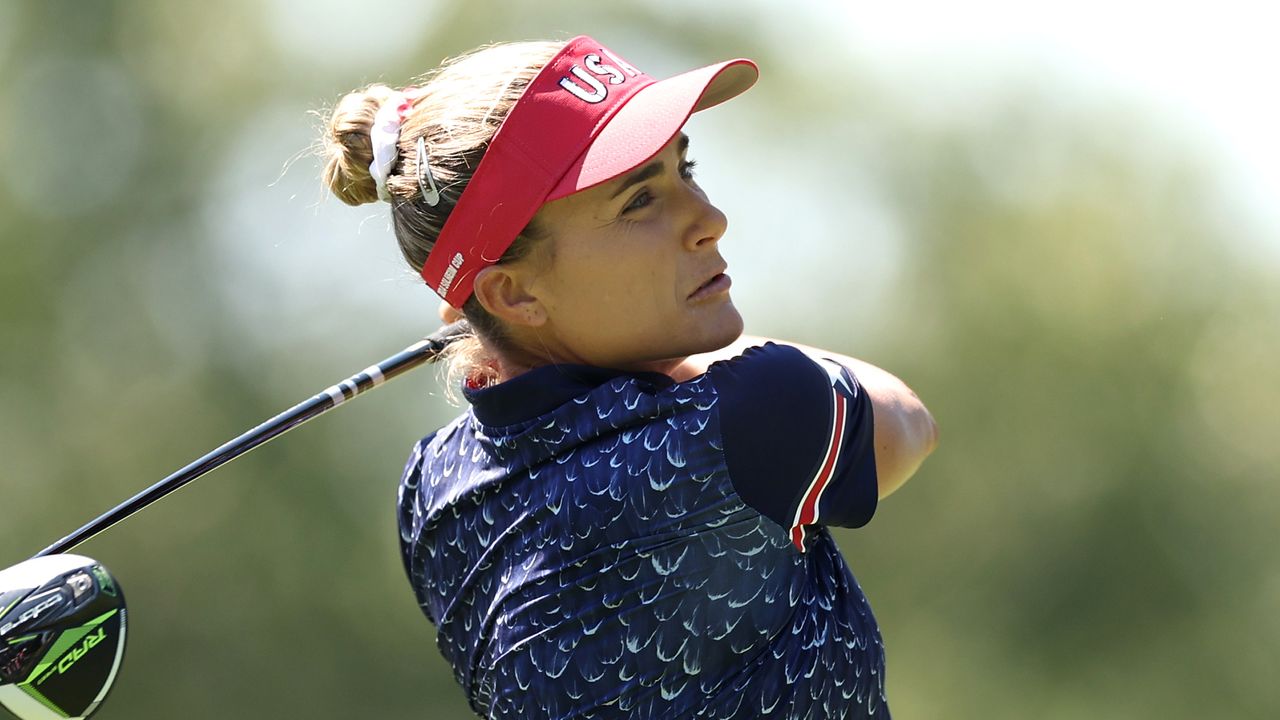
[465,364,674,427]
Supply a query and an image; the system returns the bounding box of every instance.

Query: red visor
[420,35,758,307]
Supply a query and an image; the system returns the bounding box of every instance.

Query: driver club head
[0,555,126,720]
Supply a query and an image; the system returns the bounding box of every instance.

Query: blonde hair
[319,40,562,391]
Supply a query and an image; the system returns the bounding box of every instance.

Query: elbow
[875,399,938,500]
[921,406,940,456]
[907,399,939,473]
[902,385,939,459]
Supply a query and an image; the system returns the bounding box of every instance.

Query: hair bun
[321,84,403,206]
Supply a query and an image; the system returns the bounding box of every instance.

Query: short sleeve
[707,342,878,551]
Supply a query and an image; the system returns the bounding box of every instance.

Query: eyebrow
[608,134,691,200]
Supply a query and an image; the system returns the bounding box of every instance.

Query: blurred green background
[2,1,1278,718]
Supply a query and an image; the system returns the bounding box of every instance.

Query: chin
[695,302,745,353]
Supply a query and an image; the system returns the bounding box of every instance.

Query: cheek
[559,245,673,313]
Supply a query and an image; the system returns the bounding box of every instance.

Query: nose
[681,185,728,251]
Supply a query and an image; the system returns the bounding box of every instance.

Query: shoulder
[702,342,879,550]
[704,341,837,409]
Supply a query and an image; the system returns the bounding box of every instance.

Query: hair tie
[368,89,443,206]
[368,91,410,202]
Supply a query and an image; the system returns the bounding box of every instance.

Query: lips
[689,269,732,301]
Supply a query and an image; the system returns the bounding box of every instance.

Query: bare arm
[681,335,938,500]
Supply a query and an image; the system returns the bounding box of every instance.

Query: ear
[471,265,547,328]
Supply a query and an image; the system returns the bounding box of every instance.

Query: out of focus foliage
[1,1,1276,718]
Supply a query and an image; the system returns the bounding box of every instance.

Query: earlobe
[471,266,547,328]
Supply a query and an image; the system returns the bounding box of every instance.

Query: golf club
[0,556,125,720]
[1,320,468,719]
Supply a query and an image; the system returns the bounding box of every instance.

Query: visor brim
[548,58,759,201]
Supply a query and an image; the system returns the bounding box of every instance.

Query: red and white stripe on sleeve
[711,344,879,553]
[788,359,852,551]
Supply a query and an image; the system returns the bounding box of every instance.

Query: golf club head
[0,555,126,720]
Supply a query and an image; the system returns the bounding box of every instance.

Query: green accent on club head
[38,626,106,688]
[85,610,117,627]
[28,627,94,686]
[26,609,118,685]
[19,682,69,718]
[88,566,116,598]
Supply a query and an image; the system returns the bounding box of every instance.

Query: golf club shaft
[35,321,469,558]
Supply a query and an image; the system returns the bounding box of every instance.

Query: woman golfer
[321,35,937,720]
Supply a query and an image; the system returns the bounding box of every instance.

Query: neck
[492,348,695,384]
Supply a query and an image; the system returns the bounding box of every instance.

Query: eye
[623,189,653,214]
[620,158,699,216]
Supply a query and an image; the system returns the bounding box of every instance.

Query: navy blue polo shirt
[397,342,888,719]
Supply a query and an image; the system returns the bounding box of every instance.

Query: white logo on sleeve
[816,358,856,396]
